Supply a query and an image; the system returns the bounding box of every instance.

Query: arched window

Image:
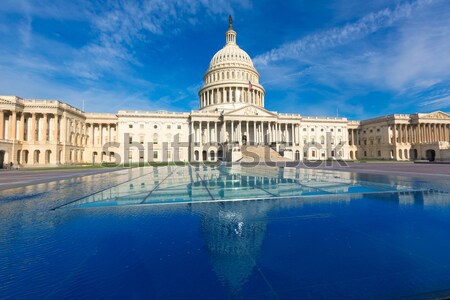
[320,136,325,144]
[194,150,199,161]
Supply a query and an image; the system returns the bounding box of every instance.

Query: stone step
[240,145,292,162]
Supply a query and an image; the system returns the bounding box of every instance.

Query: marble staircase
[239,145,292,163]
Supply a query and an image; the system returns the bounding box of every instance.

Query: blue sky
[0,0,449,120]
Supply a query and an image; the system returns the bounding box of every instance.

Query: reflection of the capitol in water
[194,200,273,294]
[189,187,450,294]
[57,165,450,211]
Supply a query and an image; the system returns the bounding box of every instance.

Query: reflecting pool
[1,165,450,299]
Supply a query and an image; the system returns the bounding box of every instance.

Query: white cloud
[254,0,434,66]
[0,0,251,112]
[421,96,450,109]
[254,0,450,116]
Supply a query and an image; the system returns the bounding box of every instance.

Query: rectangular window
[140,136,144,144]
[153,151,158,159]
[128,152,132,159]
[139,151,144,159]
[129,136,132,144]
[140,124,144,129]
[167,125,171,129]
[129,124,133,129]
[177,125,181,130]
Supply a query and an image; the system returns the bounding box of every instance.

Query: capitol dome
[198,16,265,111]
[209,44,254,69]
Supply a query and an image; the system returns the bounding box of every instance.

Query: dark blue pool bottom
[2,188,450,299]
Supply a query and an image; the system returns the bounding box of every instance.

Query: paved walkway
[0,168,121,190]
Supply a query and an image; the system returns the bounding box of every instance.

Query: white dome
[209,44,254,70]
[198,17,265,112]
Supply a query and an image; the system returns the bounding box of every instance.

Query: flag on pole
[248,81,253,91]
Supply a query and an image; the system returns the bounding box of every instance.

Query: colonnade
[87,122,117,147]
[0,109,89,146]
[392,123,450,144]
[200,86,264,108]
[348,123,450,146]
[0,109,118,165]
[348,129,359,146]
[191,120,300,146]
[0,110,120,148]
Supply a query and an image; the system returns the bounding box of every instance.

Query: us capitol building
[1,17,450,167]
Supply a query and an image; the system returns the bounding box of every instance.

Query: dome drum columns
[199,86,265,108]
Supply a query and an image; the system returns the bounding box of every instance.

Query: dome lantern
[225,15,237,45]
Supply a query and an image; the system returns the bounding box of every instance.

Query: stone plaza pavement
[0,167,120,190]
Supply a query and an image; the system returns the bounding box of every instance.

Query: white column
[0,110,4,140]
[207,121,210,144]
[237,120,240,142]
[30,113,36,142]
[42,113,48,142]
[221,121,226,143]
[214,122,217,143]
[253,121,256,145]
[230,121,234,143]
[10,111,17,141]
[199,122,203,146]
[246,121,249,143]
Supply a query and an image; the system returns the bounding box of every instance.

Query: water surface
[1,166,450,299]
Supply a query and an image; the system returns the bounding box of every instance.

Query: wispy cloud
[254,0,434,66]
[254,0,450,117]
[0,0,250,112]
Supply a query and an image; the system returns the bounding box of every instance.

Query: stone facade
[1,19,450,167]
[348,111,450,161]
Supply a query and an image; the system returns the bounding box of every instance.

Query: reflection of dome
[198,16,265,112]
[195,200,273,294]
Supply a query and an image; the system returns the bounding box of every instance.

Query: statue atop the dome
[228,15,233,30]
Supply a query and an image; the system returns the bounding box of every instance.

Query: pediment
[224,105,277,117]
[420,111,450,120]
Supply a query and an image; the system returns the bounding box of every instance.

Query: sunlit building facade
[1,18,450,167]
